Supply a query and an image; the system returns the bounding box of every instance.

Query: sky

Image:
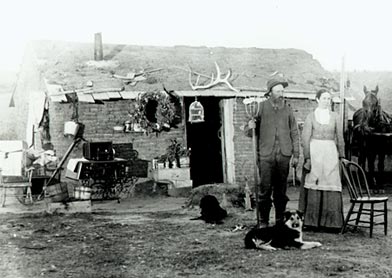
[1,0,392,72]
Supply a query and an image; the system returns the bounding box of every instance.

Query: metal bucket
[74,186,92,200]
[64,121,79,136]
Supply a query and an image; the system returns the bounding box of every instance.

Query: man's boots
[258,201,272,228]
[274,200,288,225]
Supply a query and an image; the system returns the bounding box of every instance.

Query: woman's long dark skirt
[299,168,344,230]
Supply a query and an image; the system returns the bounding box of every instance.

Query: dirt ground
[0,187,392,278]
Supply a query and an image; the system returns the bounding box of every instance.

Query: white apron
[304,139,342,192]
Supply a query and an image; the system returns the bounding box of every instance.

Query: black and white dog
[191,194,228,224]
[244,210,322,251]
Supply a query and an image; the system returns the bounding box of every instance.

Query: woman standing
[299,89,345,231]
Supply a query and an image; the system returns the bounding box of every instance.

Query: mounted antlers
[188,62,239,93]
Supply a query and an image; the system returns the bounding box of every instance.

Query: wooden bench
[0,168,34,207]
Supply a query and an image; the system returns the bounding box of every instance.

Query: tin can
[152,159,157,169]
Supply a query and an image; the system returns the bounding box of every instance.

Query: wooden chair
[340,158,388,237]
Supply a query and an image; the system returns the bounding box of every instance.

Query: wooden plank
[52,88,123,96]
[50,95,68,102]
[92,92,110,100]
[221,99,235,183]
[176,90,345,103]
[176,90,317,99]
[119,91,140,99]
[107,92,122,99]
[77,92,95,103]
[51,88,92,96]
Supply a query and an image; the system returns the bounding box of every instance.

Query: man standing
[245,77,300,227]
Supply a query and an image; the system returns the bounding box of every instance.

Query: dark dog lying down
[244,210,322,250]
[191,195,227,224]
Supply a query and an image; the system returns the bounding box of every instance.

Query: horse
[351,85,392,190]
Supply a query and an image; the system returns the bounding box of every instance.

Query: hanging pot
[64,121,79,136]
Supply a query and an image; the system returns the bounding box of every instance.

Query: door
[185,97,223,187]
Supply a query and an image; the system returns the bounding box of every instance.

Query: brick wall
[232,99,255,186]
[49,99,185,177]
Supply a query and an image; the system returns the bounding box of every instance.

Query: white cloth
[26,91,47,147]
[67,158,88,172]
[314,107,330,125]
[32,151,58,167]
[304,139,342,192]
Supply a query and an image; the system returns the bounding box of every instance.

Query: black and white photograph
[1,0,392,277]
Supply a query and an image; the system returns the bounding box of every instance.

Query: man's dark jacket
[246,100,300,159]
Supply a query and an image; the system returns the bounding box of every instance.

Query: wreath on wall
[130,91,181,133]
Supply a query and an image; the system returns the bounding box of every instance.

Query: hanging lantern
[188,99,204,123]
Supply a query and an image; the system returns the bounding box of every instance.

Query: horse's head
[353,85,381,135]
[357,85,392,133]
[362,85,381,123]
[362,85,379,112]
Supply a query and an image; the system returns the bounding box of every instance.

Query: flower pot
[179,157,190,168]
[124,121,132,132]
[132,123,143,132]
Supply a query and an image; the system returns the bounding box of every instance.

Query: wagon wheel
[91,180,118,200]
[119,176,140,198]
[90,182,107,200]
[113,179,129,200]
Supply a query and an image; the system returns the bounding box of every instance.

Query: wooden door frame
[220,98,235,183]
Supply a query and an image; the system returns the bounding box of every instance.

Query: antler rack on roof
[188,62,240,93]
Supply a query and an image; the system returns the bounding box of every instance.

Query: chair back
[340,159,371,200]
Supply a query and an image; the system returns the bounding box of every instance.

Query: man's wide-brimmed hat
[265,78,289,96]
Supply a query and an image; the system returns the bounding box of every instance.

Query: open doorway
[185,97,223,187]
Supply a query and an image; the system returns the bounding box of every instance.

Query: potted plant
[166,140,179,168]
[155,154,168,169]
[166,139,190,168]
[177,146,190,168]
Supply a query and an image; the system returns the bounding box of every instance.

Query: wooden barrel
[45,182,69,202]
